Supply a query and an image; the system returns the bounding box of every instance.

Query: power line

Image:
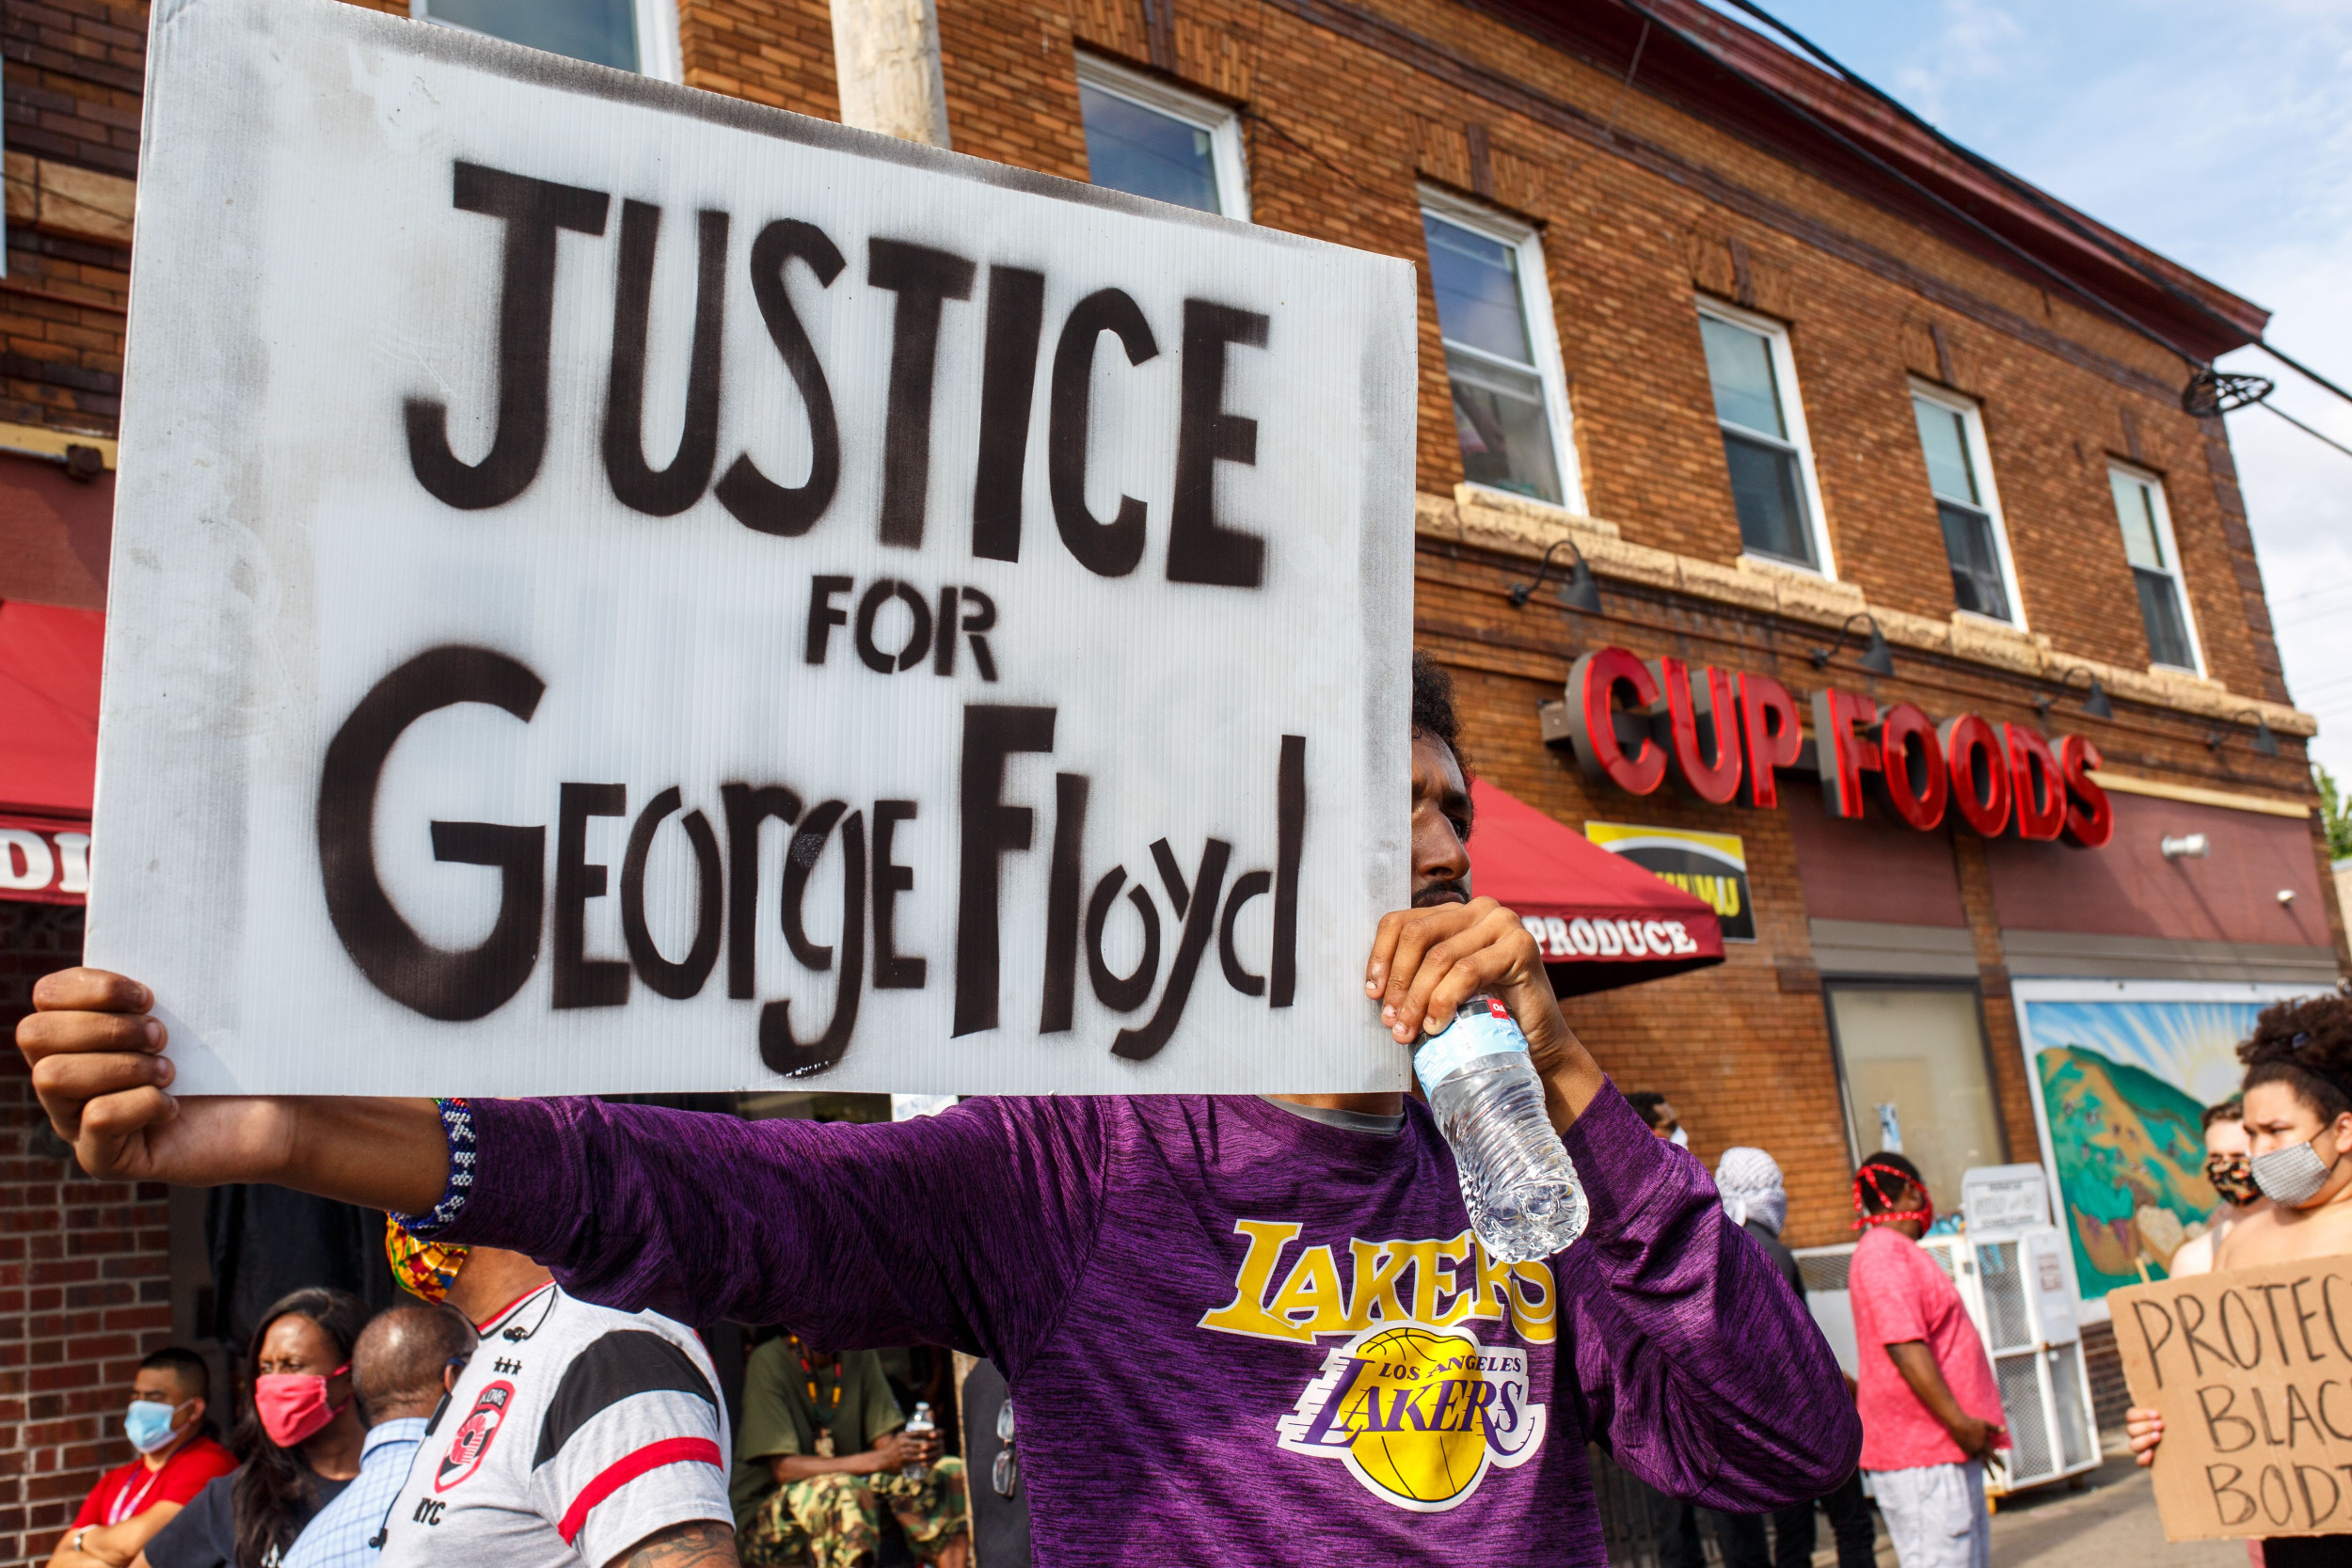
[2261,399,2352,463]
[1618,0,2205,369]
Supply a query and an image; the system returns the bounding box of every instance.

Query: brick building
[0,0,2341,1555]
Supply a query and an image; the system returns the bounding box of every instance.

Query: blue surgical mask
[124,1399,183,1454]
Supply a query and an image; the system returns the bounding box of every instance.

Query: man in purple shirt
[20,657,1857,1567]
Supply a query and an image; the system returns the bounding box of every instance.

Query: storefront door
[1826,983,2007,1213]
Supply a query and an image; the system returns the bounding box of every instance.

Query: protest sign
[91,0,1415,1096]
[2112,1257,2352,1541]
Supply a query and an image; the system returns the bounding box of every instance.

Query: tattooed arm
[607,1521,738,1568]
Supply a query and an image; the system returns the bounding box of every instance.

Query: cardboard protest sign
[92,0,1415,1095]
[2112,1257,2352,1540]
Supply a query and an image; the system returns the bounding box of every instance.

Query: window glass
[1722,433,1811,565]
[1914,395,2008,621]
[1424,211,1562,505]
[1829,986,2006,1215]
[1939,504,2010,622]
[2136,571,2195,669]
[2109,469,2195,668]
[424,0,641,70]
[1425,217,1534,364]
[1700,315,1785,438]
[1913,398,1979,505]
[1079,85,1222,214]
[2111,471,2167,570]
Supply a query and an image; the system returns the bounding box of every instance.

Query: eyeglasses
[991,1399,1018,1499]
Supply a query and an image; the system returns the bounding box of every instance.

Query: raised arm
[19,969,1104,1368]
[18,970,447,1208]
[1558,1089,1861,1512]
[421,1094,1106,1360]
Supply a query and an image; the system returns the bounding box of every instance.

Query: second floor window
[414,0,677,78]
[1698,303,1827,570]
[1911,388,2017,624]
[2109,466,2201,672]
[1422,197,1575,508]
[1076,57,1249,219]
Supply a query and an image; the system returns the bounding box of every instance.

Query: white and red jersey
[378,1283,731,1568]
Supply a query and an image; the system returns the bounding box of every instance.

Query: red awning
[0,598,103,817]
[1466,778,1724,996]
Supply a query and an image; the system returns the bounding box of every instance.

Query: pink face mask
[253,1364,349,1449]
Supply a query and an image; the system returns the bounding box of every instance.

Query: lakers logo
[1274,1321,1543,1512]
[436,1379,515,1492]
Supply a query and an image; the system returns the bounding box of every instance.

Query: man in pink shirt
[1846,1153,2006,1568]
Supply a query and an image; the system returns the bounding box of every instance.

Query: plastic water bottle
[1415,995,1589,1262]
[901,1402,933,1481]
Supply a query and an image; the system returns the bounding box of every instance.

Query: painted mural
[2021,999,2269,1303]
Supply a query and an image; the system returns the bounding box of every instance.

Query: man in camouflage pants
[731,1336,970,1568]
[741,1457,969,1568]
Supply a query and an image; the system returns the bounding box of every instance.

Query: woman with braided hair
[1844,1152,2004,1568]
[2127,993,2352,1567]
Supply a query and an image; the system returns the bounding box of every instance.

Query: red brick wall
[0,902,174,1568]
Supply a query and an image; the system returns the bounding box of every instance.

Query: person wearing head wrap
[1716,1148,1794,1275]
[1705,1150,1878,1568]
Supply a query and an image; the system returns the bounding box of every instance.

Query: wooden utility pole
[829,0,952,148]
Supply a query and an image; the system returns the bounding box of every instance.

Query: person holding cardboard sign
[15,658,1860,1567]
[2126,996,2352,1565]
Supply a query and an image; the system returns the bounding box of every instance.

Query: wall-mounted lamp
[2160,833,2210,860]
[1507,539,1602,614]
[2280,889,2298,906]
[1809,612,1896,677]
[2033,666,2114,722]
[2207,709,2281,759]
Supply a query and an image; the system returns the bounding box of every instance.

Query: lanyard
[106,1459,169,1526]
[791,1337,843,1417]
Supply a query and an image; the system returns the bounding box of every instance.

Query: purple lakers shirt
[423,1085,1857,1565]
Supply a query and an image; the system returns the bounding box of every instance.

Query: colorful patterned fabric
[391,1100,477,1234]
[382,1218,468,1304]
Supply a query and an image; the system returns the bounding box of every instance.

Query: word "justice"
[403,161,1272,587]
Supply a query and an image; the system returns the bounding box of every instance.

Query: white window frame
[1074,55,1250,223]
[413,0,683,83]
[1696,296,1836,579]
[2108,460,2205,676]
[1419,183,1584,515]
[1909,379,2026,631]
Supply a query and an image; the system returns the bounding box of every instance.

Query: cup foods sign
[89,0,1413,1095]
[1557,648,2114,847]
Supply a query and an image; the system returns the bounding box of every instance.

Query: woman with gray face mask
[2124,994,2352,1568]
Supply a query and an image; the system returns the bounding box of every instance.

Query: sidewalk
[1978,1455,2241,1568]
[1811,1454,2242,1568]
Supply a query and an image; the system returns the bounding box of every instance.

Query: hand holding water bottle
[1364,894,1607,1132]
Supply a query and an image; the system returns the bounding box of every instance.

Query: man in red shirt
[1845,1154,2005,1568]
[47,1348,235,1568]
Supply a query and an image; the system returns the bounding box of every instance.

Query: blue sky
[1699,0,2352,784]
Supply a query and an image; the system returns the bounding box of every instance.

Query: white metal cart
[1794,1196,2101,1496]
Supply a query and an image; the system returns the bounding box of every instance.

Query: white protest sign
[92,0,1415,1096]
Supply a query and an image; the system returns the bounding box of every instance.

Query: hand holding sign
[2113,1257,2352,1541]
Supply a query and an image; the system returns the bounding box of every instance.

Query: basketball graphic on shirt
[1275,1321,1546,1513]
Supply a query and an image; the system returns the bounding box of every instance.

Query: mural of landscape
[2022,998,2273,1304]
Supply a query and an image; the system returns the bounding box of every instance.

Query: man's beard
[1413,878,1470,908]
